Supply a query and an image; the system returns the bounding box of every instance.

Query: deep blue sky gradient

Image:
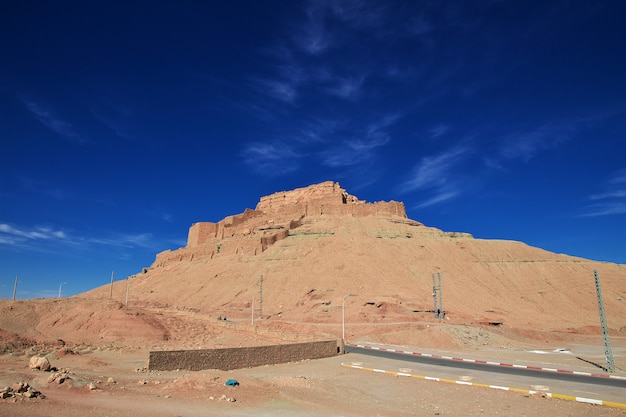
[1,1,625,298]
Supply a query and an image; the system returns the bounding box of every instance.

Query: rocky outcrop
[1,382,45,400]
[256,181,405,218]
[153,181,406,267]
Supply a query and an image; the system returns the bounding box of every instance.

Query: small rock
[47,371,70,385]
[87,383,97,390]
[11,382,25,392]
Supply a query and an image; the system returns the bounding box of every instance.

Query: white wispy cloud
[0,223,66,240]
[415,189,460,208]
[581,169,626,217]
[495,124,571,163]
[256,0,392,105]
[319,114,398,167]
[250,48,306,104]
[326,75,366,100]
[240,141,303,175]
[295,0,388,55]
[0,223,175,252]
[429,123,449,139]
[19,97,86,144]
[396,145,473,208]
[366,113,402,136]
[297,2,333,55]
[398,146,469,193]
[320,134,389,168]
[85,232,156,249]
[91,109,134,140]
[327,0,388,32]
[251,78,299,103]
[296,118,344,144]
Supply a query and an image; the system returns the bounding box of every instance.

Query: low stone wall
[148,340,340,371]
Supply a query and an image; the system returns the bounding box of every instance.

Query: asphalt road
[345,345,626,404]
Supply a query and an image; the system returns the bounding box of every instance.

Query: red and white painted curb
[352,344,626,381]
[341,362,626,410]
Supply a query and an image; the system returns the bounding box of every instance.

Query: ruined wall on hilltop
[188,208,264,248]
[256,181,406,219]
[187,181,405,249]
[153,181,406,268]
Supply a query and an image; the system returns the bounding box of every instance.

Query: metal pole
[12,275,18,300]
[342,293,352,341]
[438,272,443,321]
[594,270,615,372]
[259,275,263,319]
[432,273,439,319]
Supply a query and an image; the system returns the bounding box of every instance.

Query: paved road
[345,345,626,405]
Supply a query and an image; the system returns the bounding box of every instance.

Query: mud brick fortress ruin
[152,181,406,267]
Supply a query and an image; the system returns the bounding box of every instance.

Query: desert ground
[2,182,625,415]
[1,296,626,417]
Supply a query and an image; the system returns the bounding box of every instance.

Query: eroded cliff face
[153,181,407,267]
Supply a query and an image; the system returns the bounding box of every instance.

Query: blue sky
[1,1,625,298]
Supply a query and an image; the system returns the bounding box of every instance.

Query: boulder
[29,356,51,371]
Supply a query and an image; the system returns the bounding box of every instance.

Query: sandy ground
[2,336,626,417]
[2,296,626,416]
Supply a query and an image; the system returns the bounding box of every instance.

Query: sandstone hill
[2,181,625,351]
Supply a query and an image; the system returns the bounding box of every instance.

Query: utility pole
[432,272,443,320]
[342,293,352,341]
[109,271,115,299]
[439,272,443,320]
[58,282,66,298]
[594,270,615,372]
[12,275,18,301]
[258,275,263,320]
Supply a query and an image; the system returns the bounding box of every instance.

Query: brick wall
[148,340,340,371]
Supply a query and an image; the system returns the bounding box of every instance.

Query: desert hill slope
[84,181,626,344]
[2,181,624,350]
